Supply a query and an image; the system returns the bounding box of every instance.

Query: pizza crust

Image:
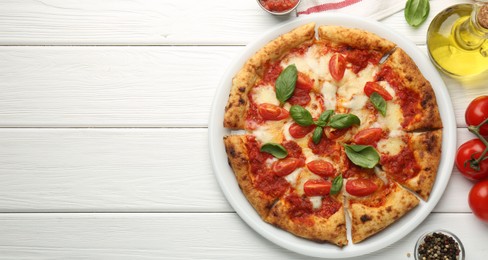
[266,194,348,247]
[224,135,278,218]
[224,23,316,129]
[404,129,443,200]
[317,25,396,53]
[381,48,443,131]
[347,181,420,243]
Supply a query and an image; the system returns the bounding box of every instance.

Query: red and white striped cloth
[296,0,406,20]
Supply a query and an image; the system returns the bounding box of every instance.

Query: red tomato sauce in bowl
[258,0,300,14]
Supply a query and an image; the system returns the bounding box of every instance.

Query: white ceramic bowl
[209,13,457,258]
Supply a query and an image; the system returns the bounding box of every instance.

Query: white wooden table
[0,0,487,259]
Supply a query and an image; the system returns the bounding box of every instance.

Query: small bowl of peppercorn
[257,0,302,16]
[414,230,465,260]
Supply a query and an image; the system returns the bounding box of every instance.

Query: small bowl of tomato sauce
[257,0,301,16]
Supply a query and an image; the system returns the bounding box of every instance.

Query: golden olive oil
[427,4,488,79]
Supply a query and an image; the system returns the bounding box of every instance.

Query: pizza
[222,23,442,247]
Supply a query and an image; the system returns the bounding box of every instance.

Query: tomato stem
[468,117,488,167]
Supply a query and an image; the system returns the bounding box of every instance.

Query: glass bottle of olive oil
[427,2,488,80]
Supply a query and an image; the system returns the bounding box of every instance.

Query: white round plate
[209,14,456,258]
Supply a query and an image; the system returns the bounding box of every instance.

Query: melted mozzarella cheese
[376,137,405,156]
[251,84,279,106]
[321,81,337,110]
[281,45,332,81]
[338,64,379,102]
[282,121,295,141]
[252,121,284,144]
[342,94,368,110]
[376,102,403,132]
[309,196,322,209]
[285,168,302,186]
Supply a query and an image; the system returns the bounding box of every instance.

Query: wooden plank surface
[0,128,477,213]
[0,213,485,259]
[0,0,471,46]
[0,46,485,127]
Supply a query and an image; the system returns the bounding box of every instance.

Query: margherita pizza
[223,23,442,247]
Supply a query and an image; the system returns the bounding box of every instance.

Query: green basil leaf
[312,126,323,144]
[275,64,298,104]
[370,92,387,117]
[344,144,380,169]
[328,114,360,129]
[290,105,314,126]
[260,143,288,159]
[404,0,430,27]
[315,110,334,127]
[330,174,343,195]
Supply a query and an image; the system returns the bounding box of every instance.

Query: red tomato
[258,103,289,120]
[303,179,332,196]
[455,139,488,181]
[346,179,378,197]
[364,82,393,101]
[469,180,488,222]
[307,160,336,177]
[353,128,383,145]
[329,53,346,81]
[288,88,311,106]
[289,123,315,138]
[272,158,302,176]
[296,73,314,91]
[465,96,488,136]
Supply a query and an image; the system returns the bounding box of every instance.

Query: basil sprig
[328,114,361,129]
[275,64,298,104]
[289,105,314,126]
[330,174,343,195]
[404,0,430,27]
[289,107,360,143]
[315,110,334,127]
[260,143,288,159]
[344,144,380,169]
[370,92,387,116]
[312,126,323,144]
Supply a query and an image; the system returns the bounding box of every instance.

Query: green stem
[467,117,488,165]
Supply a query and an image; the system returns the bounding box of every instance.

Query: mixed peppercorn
[417,232,461,260]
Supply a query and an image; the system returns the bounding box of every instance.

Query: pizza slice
[379,129,442,200]
[224,135,291,218]
[224,22,316,129]
[375,48,442,131]
[343,164,420,243]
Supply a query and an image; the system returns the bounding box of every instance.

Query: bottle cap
[478,4,488,29]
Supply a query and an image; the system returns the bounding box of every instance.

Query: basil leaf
[330,174,343,195]
[260,143,288,159]
[344,144,380,169]
[404,0,430,27]
[290,105,314,126]
[312,126,323,144]
[328,114,360,129]
[315,110,334,127]
[275,64,298,104]
[370,92,387,116]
